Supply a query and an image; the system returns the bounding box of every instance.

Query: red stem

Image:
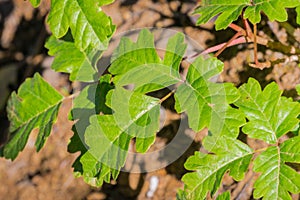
[200,37,247,55]
[253,24,258,65]
[214,32,243,57]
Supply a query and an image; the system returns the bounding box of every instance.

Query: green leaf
[80,115,131,186]
[176,190,187,200]
[109,29,160,74]
[281,136,300,163]
[201,108,246,153]
[193,0,248,30]
[109,29,186,93]
[297,6,300,25]
[29,0,41,7]
[68,75,113,175]
[216,191,231,200]
[194,0,300,29]
[79,87,161,185]
[174,57,240,132]
[3,73,63,159]
[295,84,300,135]
[177,60,248,198]
[180,138,253,200]
[244,0,300,24]
[296,84,300,95]
[105,88,160,152]
[47,0,116,50]
[45,36,102,82]
[253,137,300,200]
[163,32,187,72]
[235,78,300,144]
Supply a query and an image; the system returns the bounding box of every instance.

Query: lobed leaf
[235,78,300,144]
[180,137,253,200]
[109,29,160,74]
[67,75,114,177]
[3,73,63,159]
[80,115,131,186]
[47,0,115,50]
[194,0,300,29]
[105,87,160,152]
[193,0,248,30]
[45,36,102,82]
[253,137,300,199]
[244,0,300,24]
[174,57,241,133]
[163,31,187,72]
[178,71,300,200]
[109,29,186,93]
[79,87,161,185]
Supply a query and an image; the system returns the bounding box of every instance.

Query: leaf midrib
[118,100,160,135]
[185,81,234,134]
[188,151,253,198]
[12,102,63,132]
[96,98,160,157]
[240,87,278,142]
[73,0,108,48]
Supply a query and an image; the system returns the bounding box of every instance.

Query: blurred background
[0,0,300,199]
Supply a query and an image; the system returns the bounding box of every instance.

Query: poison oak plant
[2,0,300,199]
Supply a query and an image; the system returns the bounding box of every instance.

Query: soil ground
[0,0,300,199]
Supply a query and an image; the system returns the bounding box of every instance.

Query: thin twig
[64,91,80,100]
[214,32,243,57]
[253,24,258,65]
[229,23,246,34]
[200,37,247,55]
[185,22,300,64]
[159,89,176,103]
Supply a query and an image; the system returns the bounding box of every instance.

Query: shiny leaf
[180,137,253,200]
[4,73,63,159]
[79,87,161,185]
[194,0,300,29]
[47,0,115,50]
[109,29,186,93]
[174,57,241,133]
[244,0,300,24]
[68,75,113,177]
[193,0,248,30]
[45,36,102,82]
[253,138,300,199]
[235,78,300,144]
